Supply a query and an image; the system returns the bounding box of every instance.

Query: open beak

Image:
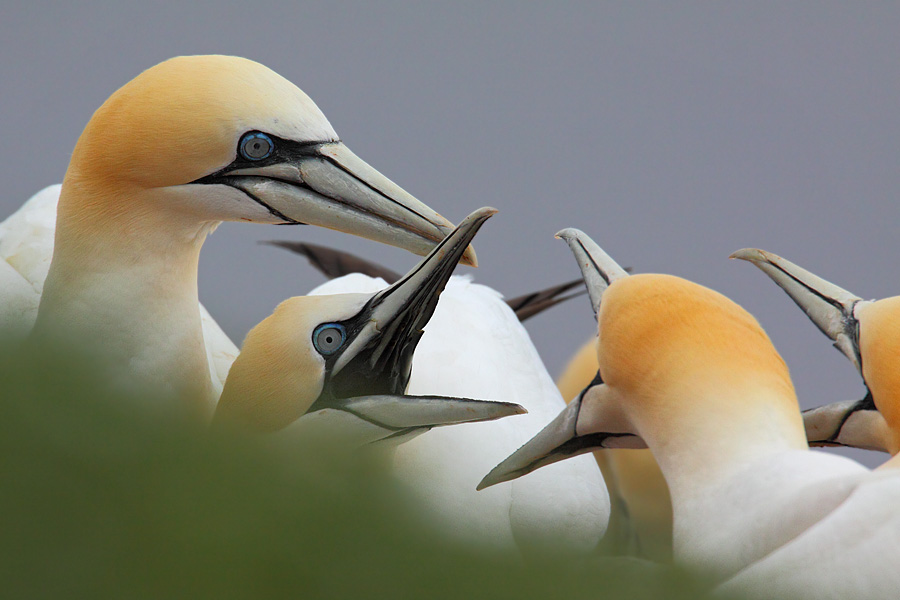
[478,382,644,490]
[307,207,526,436]
[729,248,867,372]
[479,228,643,490]
[555,228,630,316]
[327,207,495,392]
[205,141,477,266]
[803,394,892,453]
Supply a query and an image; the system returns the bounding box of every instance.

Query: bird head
[480,230,799,490]
[61,55,475,264]
[214,207,523,444]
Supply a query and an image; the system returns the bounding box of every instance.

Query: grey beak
[301,207,528,439]
[803,394,892,453]
[555,228,630,316]
[329,207,496,380]
[730,248,867,372]
[478,397,587,490]
[331,394,526,443]
[478,382,644,491]
[478,228,649,491]
[211,141,477,266]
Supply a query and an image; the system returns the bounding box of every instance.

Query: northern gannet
[731,248,899,457]
[306,256,610,554]
[214,208,525,445]
[0,55,470,415]
[482,230,900,597]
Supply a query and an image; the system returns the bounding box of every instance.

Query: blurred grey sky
[2,2,898,466]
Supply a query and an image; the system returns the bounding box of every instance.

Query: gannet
[214,207,525,448]
[306,257,609,554]
[482,230,900,597]
[0,55,471,415]
[730,248,899,457]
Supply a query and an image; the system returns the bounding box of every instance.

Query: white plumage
[309,273,610,553]
[714,463,900,600]
[676,449,867,576]
[0,185,239,396]
[0,185,58,337]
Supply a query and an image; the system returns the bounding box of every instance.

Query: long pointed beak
[311,207,496,407]
[477,381,644,491]
[477,229,641,490]
[219,141,477,266]
[330,394,526,443]
[555,228,629,316]
[803,394,891,452]
[730,248,866,371]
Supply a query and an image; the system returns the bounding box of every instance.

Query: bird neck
[628,383,809,506]
[35,179,219,418]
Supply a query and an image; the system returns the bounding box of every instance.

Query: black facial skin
[303,215,475,415]
[305,292,431,415]
[191,131,336,224]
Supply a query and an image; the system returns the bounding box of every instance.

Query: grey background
[2,3,898,467]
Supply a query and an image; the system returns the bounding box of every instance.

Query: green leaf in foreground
[0,338,719,600]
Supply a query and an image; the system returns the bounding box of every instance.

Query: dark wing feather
[264,241,402,284]
[506,280,587,322]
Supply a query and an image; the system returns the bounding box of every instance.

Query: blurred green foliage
[0,338,719,599]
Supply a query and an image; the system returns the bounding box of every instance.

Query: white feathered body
[0,186,238,395]
[309,273,610,553]
[713,461,900,599]
[675,448,867,577]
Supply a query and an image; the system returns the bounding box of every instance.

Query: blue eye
[239,132,273,161]
[313,323,346,356]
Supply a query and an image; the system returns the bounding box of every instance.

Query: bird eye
[313,323,346,356]
[239,132,273,161]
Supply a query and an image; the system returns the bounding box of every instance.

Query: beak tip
[554,227,580,242]
[729,248,766,262]
[475,474,498,492]
[456,207,498,268]
[477,464,518,491]
[487,402,527,420]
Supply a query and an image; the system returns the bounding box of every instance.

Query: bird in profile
[0,55,471,417]
[731,248,900,462]
[214,207,525,448]
[482,229,900,598]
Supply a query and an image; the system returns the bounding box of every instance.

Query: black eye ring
[239,132,274,161]
[313,323,347,356]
